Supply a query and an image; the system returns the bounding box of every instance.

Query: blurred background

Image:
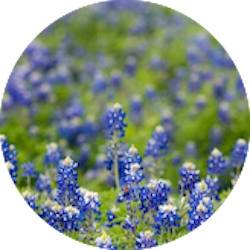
[0,0,249,192]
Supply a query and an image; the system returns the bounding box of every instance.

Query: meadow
[0,0,249,249]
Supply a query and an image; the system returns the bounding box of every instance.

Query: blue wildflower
[179,162,200,194]
[21,162,38,178]
[123,215,138,233]
[145,126,169,159]
[110,70,122,88]
[154,204,180,234]
[235,77,246,97]
[36,174,52,193]
[230,139,248,167]
[130,95,143,124]
[196,95,207,110]
[0,135,17,167]
[22,191,38,210]
[95,231,117,250]
[56,156,79,206]
[218,102,231,124]
[135,231,158,250]
[44,142,60,167]
[207,148,227,175]
[139,179,171,213]
[106,103,127,139]
[185,141,197,158]
[125,56,137,77]
[210,126,223,148]
[188,196,213,231]
[6,161,18,184]
[62,206,80,232]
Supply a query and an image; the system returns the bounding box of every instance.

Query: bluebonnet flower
[49,202,65,232]
[0,135,18,167]
[78,145,91,169]
[29,71,43,87]
[79,188,101,222]
[205,176,220,201]
[235,77,246,97]
[110,70,122,88]
[40,199,53,222]
[36,174,52,193]
[106,103,127,139]
[122,145,143,186]
[64,98,84,119]
[105,142,126,188]
[94,154,106,169]
[196,95,207,110]
[189,180,210,205]
[95,231,117,250]
[44,142,60,167]
[187,45,205,65]
[123,215,138,232]
[187,197,214,232]
[149,55,167,71]
[118,185,139,205]
[106,206,120,227]
[213,77,227,99]
[83,117,99,139]
[230,139,248,167]
[179,162,200,194]
[207,148,227,175]
[174,92,186,107]
[2,93,14,111]
[172,153,182,166]
[135,231,158,250]
[22,191,38,210]
[188,73,202,93]
[130,95,143,123]
[139,179,171,213]
[58,117,84,144]
[123,162,144,186]
[6,161,18,184]
[210,126,223,148]
[185,141,197,158]
[62,206,80,232]
[154,204,180,234]
[36,84,52,101]
[218,102,231,124]
[145,126,169,159]
[145,86,157,101]
[92,72,107,94]
[1,135,18,184]
[21,162,38,178]
[224,91,235,102]
[161,109,175,137]
[125,56,137,77]
[56,156,79,206]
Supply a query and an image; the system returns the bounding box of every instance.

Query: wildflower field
[0,0,250,249]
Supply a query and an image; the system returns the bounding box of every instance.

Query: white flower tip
[211,148,222,157]
[47,142,58,151]
[113,103,122,111]
[0,134,6,142]
[6,161,15,170]
[237,138,247,146]
[155,125,164,133]
[184,162,195,170]
[197,201,207,213]
[129,145,138,155]
[62,156,73,166]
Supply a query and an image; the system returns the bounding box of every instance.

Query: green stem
[114,150,120,190]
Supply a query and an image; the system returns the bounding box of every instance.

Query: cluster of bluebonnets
[0,0,250,249]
